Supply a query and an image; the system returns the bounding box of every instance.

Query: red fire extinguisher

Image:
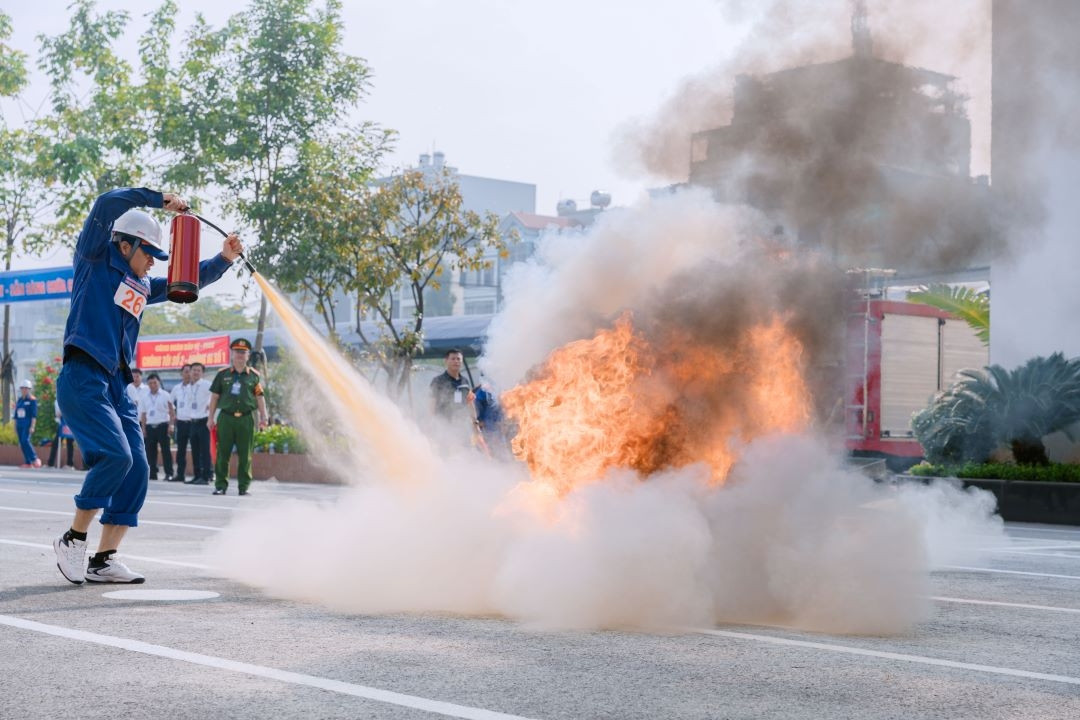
[167,213,201,303]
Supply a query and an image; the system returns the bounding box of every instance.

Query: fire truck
[844,276,988,468]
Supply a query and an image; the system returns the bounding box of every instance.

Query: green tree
[30,357,62,445]
[32,0,163,245]
[139,295,258,335]
[341,168,506,393]
[0,11,55,422]
[259,133,385,339]
[913,353,1080,466]
[907,284,990,345]
[162,0,377,357]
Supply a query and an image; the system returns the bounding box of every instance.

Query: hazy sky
[3,0,991,302]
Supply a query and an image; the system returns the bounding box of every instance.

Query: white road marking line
[1006,526,1080,538]
[0,505,221,532]
[985,545,1080,551]
[941,565,1080,580]
[0,615,538,720]
[931,596,1080,614]
[0,475,340,499]
[0,539,213,569]
[695,628,1080,686]
[0,487,242,513]
[995,551,1080,560]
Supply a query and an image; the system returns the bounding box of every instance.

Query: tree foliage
[913,353,1080,466]
[0,11,28,96]
[162,0,382,352]
[1,10,55,422]
[32,0,163,245]
[342,168,506,391]
[139,295,257,335]
[907,283,989,345]
[258,133,384,338]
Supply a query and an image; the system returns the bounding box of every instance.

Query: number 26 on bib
[114,281,147,319]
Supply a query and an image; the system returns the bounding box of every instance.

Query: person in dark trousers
[185,361,213,485]
[140,372,174,482]
[52,186,244,585]
[48,398,77,469]
[171,363,194,482]
[15,379,40,468]
[208,338,268,496]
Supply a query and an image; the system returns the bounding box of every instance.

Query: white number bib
[114,279,147,319]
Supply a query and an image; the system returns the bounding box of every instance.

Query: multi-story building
[393,152,536,320]
[687,5,992,276]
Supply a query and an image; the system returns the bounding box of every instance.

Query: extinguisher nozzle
[238,253,257,276]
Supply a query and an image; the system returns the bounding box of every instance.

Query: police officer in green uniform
[208,338,267,496]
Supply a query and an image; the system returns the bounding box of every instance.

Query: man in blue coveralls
[52,187,244,585]
[15,379,40,468]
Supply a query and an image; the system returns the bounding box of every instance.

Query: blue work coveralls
[15,394,38,464]
[57,188,232,526]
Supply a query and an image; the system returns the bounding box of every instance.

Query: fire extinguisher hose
[185,212,258,275]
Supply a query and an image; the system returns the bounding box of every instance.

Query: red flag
[210,425,218,463]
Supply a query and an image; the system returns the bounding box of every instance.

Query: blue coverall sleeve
[146,254,235,305]
[75,188,165,262]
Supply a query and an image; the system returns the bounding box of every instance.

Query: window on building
[465,300,495,315]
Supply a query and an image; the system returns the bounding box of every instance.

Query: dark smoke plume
[616,0,996,272]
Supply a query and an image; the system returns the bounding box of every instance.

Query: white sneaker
[53,534,87,585]
[85,556,145,584]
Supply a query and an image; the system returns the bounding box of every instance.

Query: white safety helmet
[19,379,32,390]
[112,208,169,261]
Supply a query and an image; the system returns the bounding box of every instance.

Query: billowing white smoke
[212,432,999,634]
[211,192,1004,635]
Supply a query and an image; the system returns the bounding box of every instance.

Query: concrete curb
[898,474,1080,525]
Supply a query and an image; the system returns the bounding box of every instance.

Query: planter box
[248,451,339,485]
[2,444,339,485]
[899,475,1080,525]
[0,443,86,469]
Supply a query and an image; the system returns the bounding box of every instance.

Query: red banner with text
[136,335,231,371]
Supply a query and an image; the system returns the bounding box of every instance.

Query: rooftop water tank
[556,199,577,216]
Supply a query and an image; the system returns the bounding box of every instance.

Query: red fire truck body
[845,299,988,460]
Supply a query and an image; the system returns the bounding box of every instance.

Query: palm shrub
[913,353,1080,466]
[907,284,990,345]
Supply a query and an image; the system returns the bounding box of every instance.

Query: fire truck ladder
[845,268,895,440]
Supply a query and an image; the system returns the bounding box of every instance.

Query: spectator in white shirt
[140,373,175,481]
[125,368,150,411]
[184,362,214,485]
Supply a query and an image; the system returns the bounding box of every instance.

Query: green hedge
[253,424,306,454]
[0,422,18,445]
[910,462,1080,483]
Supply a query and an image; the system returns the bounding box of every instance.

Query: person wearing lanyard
[185,361,213,485]
[171,364,194,482]
[208,338,268,496]
[15,379,40,468]
[52,187,245,586]
[139,373,175,482]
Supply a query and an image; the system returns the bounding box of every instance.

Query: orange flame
[501,312,811,494]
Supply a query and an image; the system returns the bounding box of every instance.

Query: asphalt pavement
[2,467,1078,719]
